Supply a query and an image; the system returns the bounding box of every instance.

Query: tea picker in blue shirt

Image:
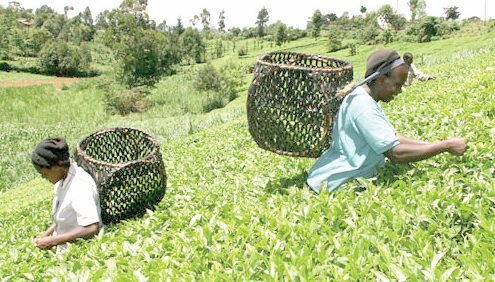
[307,49,468,193]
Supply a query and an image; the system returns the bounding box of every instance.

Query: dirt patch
[0,77,85,90]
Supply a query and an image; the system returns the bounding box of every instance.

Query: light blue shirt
[307,86,399,193]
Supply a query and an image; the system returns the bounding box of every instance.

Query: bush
[194,63,222,91]
[203,91,227,112]
[194,62,244,112]
[238,45,248,56]
[348,43,357,56]
[96,76,150,115]
[37,41,89,76]
[0,62,11,72]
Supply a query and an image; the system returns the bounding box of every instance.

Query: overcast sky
[5,0,494,29]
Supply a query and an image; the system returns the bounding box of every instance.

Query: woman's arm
[385,135,468,164]
[34,222,99,249]
[41,223,56,237]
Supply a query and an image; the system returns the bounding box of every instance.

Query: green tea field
[1,32,495,281]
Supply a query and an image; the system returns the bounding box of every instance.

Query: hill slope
[1,33,495,280]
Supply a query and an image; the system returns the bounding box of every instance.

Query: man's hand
[446,137,468,155]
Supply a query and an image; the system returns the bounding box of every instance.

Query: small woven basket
[74,127,167,224]
[247,51,353,158]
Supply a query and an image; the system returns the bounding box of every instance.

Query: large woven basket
[74,127,167,224]
[247,51,353,158]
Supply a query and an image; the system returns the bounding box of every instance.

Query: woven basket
[74,127,167,224]
[247,51,353,158]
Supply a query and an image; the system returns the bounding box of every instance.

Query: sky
[4,0,494,29]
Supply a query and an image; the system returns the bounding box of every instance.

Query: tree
[173,18,185,35]
[229,27,241,38]
[311,9,323,39]
[115,29,177,87]
[102,0,178,88]
[95,10,110,29]
[408,0,426,21]
[444,6,460,21]
[325,13,338,23]
[34,5,56,27]
[327,25,342,52]
[360,6,367,14]
[200,8,211,35]
[274,21,287,46]
[157,20,168,33]
[38,41,85,76]
[189,15,199,27]
[218,10,226,32]
[64,6,73,19]
[378,4,406,30]
[255,6,269,37]
[180,27,205,63]
[378,4,396,25]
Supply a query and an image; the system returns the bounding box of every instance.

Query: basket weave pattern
[247,51,353,158]
[74,127,167,224]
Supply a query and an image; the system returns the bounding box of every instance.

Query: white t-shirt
[52,162,101,252]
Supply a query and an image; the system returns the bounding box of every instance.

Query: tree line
[0,0,483,89]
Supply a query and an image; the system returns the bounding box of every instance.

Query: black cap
[365,49,402,78]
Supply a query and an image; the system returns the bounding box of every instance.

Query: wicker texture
[74,127,167,224]
[247,51,353,158]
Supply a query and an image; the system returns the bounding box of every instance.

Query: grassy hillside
[1,32,495,280]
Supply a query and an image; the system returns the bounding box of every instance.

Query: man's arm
[411,64,435,81]
[384,135,468,164]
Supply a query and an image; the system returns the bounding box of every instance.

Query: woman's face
[35,165,65,184]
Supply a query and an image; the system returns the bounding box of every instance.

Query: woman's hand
[33,236,55,249]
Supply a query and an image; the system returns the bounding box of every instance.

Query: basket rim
[75,127,160,168]
[256,51,353,73]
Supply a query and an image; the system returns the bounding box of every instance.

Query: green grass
[1,31,495,280]
[0,70,52,83]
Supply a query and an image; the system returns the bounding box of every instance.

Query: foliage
[37,41,89,77]
[378,4,407,31]
[194,63,222,91]
[348,43,357,56]
[408,0,427,21]
[218,10,226,32]
[200,8,211,37]
[445,6,461,21]
[311,9,324,39]
[2,14,495,282]
[378,28,395,44]
[181,27,206,64]
[94,76,150,115]
[407,16,460,42]
[256,6,269,37]
[274,21,287,46]
[327,26,342,52]
[114,29,176,88]
[193,62,243,112]
[238,45,248,56]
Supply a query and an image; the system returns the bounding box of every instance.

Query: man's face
[404,57,413,65]
[378,65,408,102]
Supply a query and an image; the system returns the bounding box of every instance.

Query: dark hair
[31,137,70,168]
[403,52,413,61]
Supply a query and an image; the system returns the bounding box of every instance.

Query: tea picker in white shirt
[31,137,101,253]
